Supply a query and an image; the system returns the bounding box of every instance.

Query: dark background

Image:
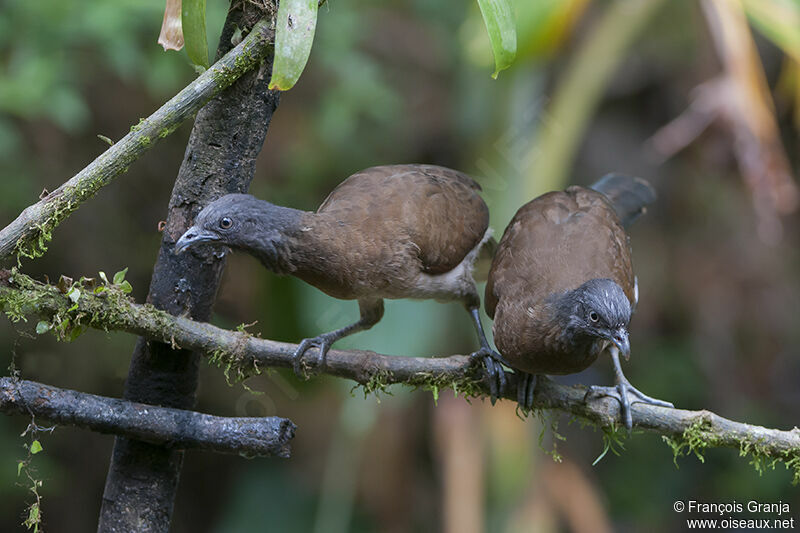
[0,0,798,531]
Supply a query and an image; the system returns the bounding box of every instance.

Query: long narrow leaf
[477,0,517,79]
[182,0,209,68]
[269,0,319,91]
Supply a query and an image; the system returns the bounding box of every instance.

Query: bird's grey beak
[610,328,631,360]
[175,226,220,254]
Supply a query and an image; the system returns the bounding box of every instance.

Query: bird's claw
[293,335,334,378]
[516,372,537,412]
[469,347,507,404]
[584,381,673,431]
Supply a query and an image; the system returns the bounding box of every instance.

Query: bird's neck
[273,211,349,286]
[241,203,309,275]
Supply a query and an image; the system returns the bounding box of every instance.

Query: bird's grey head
[550,278,632,359]
[175,194,301,271]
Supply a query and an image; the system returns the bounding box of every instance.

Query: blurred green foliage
[741,0,800,63]
[2,1,173,130]
[0,0,224,214]
[1,0,800,532]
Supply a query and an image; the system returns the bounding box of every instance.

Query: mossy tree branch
[0,377,296,458]
[0,18,274,264]
[2,271,799,482]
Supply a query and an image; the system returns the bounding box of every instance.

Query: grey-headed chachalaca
[176,164,505,397]
[485,174,672,428]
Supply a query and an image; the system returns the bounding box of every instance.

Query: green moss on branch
[663,416,800,484]
[2,270,800,486]
[0,270,173,344]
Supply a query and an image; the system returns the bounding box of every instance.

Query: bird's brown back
[316,164,488,273]
[485,186,634,320]
[292,164,490,299]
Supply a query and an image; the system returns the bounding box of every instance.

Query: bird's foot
[469,347,507,404]
[293,333,336,378]
[584,380,673,430]
[515,372,537,413]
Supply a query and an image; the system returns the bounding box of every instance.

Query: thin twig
[0,377,296,458]
[0,18,274,263]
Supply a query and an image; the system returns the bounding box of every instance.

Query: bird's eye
[588,311,599,323]
[219,217,232,229]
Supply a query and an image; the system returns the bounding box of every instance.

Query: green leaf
[477,0,518,78]
[67,325,86,342]
[182,0,209,69]
[17,461,24,476]
[25,504,39,528]
[35,321,50,335]
[97,134,114,146]
[30,440,42,454]
[98,271,109,285]
[741,0,800,63]
[592,440,610,466]
[66,287,80,304]
[118,280,133,294]
[269,0,319,91]
[113,267,128,285]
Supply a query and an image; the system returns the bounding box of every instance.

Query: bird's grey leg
[293,299,384,377]
[584,346,673,430]
[466,306,509,404]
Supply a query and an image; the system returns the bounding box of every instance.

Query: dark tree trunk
[97,6,279,532]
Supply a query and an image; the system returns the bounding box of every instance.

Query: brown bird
[175,164,506,396]
[485,174,672,428]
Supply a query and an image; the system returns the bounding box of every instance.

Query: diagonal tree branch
[0,377,296,458]
[0,18,274,264]
[2,271,799,482]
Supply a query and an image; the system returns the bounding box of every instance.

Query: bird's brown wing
[485,186,634,319]
[317,164,489,275]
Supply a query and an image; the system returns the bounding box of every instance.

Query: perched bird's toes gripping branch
[465,313,510,403]
[584,346,675,430]
[292,334,335,377]
[468,348,506,403]
[585,383,675,431]
[516,372,537,410]
[465,306,509,402]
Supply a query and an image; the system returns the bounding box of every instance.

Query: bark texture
[0,378,295,457]
[97,7,280,532]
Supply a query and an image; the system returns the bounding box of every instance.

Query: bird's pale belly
[297,230,488,303]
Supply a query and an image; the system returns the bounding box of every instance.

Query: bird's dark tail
[590,173,656,228]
